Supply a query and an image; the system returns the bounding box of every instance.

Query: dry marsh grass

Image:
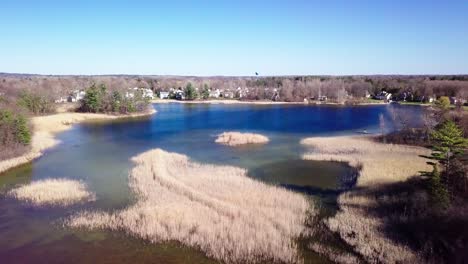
[215,132,269,146]
[68,149,311,263]
[8,178,95,206]
[301,136,431,264]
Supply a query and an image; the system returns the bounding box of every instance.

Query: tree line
[1,74,467,103]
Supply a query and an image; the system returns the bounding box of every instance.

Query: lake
[0,103,424,263]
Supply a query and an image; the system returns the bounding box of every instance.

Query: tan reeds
[68,149,311,263]
[215,132,269,146]
[302,136,431,263]
[8,178,95,206]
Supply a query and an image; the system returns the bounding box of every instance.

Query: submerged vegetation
[68,149,312,263]
[8,178,95,206]
[215,132,269,146]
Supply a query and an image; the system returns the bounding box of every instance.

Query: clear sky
[1,0,467,76]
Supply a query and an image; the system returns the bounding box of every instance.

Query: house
[54,97,67,103]
[318,95,328,101]
[236,87,250,98]
[126,87,154,100]
[209,88,221,98]
[450,97,467,105]
[223,91,234,99]
[159,91,169,99]
[365,91,371,98]
[175,89,185,100]
[68,90,86,102]
[142,88,154,99]
[375,91,392,101]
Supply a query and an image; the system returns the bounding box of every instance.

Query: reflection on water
[249,160,350,193]
[0,103,423,263]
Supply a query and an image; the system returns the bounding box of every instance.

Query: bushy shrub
[0,109,31,146]
[17,90,54,115]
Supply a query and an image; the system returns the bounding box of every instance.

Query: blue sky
[1,0,467,76]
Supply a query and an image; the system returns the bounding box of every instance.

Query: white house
[159,91,169,99]
[375,91,392,101]
[209,88,221,98]
[223,90,234,99]
[54,97,67,103]
[126,87,154,100]
[68,90,86,102]
[142,88,154,99]
[318,95,328,101]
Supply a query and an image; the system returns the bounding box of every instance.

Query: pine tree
[424,120,468,203]
[428,165,449,208]
[429,120,468,172]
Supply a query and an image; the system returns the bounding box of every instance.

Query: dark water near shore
[0,103,423,263]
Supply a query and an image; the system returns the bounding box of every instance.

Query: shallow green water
[0,103,423,263]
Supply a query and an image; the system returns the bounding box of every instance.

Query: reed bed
[302,136,430,263]
[8,178,95,206]
[68,149,311,263]
[215,132,269,146]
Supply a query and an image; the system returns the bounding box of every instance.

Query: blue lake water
[0,103,424,263]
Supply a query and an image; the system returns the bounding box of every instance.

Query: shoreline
[0,108,156,174]
[151,99,388,106]
[301,135,430,263]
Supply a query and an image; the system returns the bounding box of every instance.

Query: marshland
[3,101,458,263]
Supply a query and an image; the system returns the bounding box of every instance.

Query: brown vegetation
[215,132,269,146]
[8,178,95,206]
[302,136,431,263]
[68,149,312,263]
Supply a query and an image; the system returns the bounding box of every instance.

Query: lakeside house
[159,91,169,99]
[209,88,221,98]
[126,87,155,100]
[318,95,328,101]
[175,89,185,100]
[54,97,68,103]
[450,97,467,105]
[68,90,86,102]
[223,90,234,99]
[375,91,392,101]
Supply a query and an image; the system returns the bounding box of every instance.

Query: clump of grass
[309,242,361,264]
[68,149,311,263]
[215,132,269,146]
[8,178,95,206]
[301,136,431,263]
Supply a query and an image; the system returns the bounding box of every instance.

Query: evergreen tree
[428,165,449,208]
[424,120,468,203]
[429,120,468,172]
[184,82,197,100]
[201,84,210,99]
[14,113,31,145]
[81,84,100,113]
